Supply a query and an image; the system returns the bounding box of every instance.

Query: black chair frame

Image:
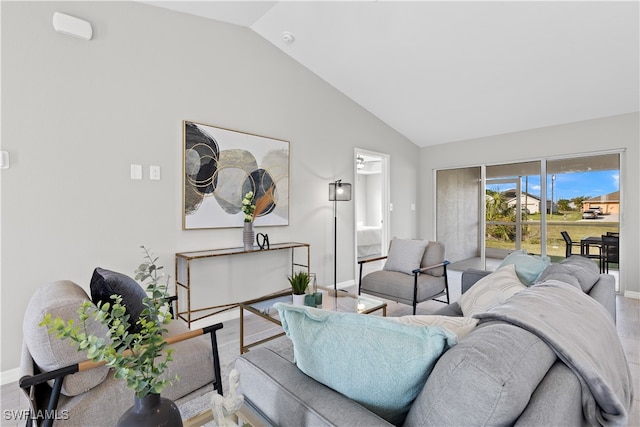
[561,231,582,258]
[19,323,224,427]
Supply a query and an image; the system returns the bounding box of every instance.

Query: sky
[488,170,619,202]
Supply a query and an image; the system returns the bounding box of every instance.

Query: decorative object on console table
[256,233,270,250]
[288,271,310,306]
[182,120,289,230]
[243,222,254,251]
[329,180,352,294]
[40,247,183,427]
[242,190,274,251]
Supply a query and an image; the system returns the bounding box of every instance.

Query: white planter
[292,294,306,306]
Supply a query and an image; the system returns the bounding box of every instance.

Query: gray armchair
[19,276,223,427]
[358,239,450,314]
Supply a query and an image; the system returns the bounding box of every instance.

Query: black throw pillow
[90,267,147,334]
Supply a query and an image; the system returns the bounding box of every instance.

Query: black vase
[117,393,183,427]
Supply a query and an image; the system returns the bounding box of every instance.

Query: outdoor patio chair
[561,231,582,258]
[601,234,619,274]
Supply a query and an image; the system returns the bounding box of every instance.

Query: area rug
[177,333,293,422]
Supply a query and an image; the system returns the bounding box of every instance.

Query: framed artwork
[183,120,290,229]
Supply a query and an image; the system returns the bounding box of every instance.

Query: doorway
[354,149,390,264]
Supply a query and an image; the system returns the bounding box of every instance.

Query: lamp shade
[329,181,352,201]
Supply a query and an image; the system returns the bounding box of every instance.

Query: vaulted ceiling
[141,1,639,147]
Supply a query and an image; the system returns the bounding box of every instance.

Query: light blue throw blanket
[475,280,633,426]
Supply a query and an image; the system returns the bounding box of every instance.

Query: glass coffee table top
[239,286,386,353]
[243,286,386,318]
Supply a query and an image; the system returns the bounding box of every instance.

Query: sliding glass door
[545,154,620,272]
[436,167,483,268]
[436,152,621,288]
[485,161,542,258]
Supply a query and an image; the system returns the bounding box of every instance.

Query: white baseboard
[335,279,356,291]
[623,290,640,299]
[1,367,20,386]
[189,308,239,330]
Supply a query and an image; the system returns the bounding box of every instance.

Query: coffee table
[239,285,387,354]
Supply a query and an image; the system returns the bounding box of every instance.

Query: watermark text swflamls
[4,409,69,421]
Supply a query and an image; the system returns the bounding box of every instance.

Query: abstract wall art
[183,120,289,229]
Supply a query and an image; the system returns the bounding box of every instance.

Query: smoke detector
[282,32,295,45]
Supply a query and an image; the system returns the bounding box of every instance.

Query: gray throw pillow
[538,255,600,293]
[536,265,582,290]
[90,267,147,334]
[421,241,445,277]
[405,322,557,426]
[384,238,429,275]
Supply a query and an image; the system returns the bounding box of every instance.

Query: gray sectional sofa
[235,256,632,426]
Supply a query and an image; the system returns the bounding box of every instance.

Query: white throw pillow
[390,315,478,340]
[459,264,526,318]
[383,238,428,275]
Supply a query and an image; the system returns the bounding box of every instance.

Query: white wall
[366,174,383,227]
[419,113,640,297]
[0,1,420,372]
[355,173,369,225]
[355,173,383,227]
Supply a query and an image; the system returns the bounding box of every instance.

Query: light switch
[150,165,161,180]
[130,164,142,180]
[389,203,393,211]
[0,151,9,169]
[411,203,416,211]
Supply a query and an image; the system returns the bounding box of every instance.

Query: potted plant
[40,247,182,427]
[287,271,310,306]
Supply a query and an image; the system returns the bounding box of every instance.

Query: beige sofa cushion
[459,264,526,318]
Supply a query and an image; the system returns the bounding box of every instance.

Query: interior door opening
[354,149,390,266]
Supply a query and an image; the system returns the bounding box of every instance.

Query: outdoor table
[580,236,602,259]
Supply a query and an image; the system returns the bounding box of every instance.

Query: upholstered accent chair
[19,270,223,427]
[358,238,450,314]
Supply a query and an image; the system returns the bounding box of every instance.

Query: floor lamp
[329,180,352,294]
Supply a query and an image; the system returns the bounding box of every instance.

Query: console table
[175,242,310,328]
